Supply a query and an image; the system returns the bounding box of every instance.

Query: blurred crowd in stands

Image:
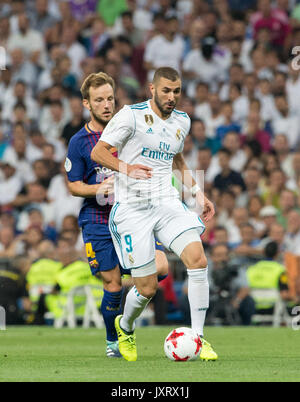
[1,0,300,326]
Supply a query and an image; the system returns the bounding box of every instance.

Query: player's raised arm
[172,152,215,222]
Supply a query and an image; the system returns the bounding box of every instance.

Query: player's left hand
[196,194,215,222]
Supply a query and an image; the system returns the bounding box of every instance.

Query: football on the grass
[164,327,202,361]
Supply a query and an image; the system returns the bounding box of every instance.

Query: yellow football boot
[115,315,137,362]
[200,337,218,361]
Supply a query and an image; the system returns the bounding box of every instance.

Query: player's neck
[150,99,171,121]
[88,120,105,133]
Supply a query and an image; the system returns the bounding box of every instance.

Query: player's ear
[149,83,155,97]
[83,98,91,111]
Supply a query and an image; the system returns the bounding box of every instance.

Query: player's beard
[154,92,176,118]
[90,107,113,128]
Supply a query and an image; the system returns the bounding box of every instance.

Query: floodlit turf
[0,326,299,382]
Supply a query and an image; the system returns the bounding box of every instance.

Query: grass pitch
[0,326,299,382]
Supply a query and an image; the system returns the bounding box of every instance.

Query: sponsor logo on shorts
[89,259,99,269]
[128,254,135,265]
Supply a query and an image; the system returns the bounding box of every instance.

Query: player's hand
[196,193,215,222]
[97,176,115,196]
[127,164,153,180]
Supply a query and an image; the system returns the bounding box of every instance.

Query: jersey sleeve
[65,136,86,182]
[178,114,191,153]
[100,105,135,148]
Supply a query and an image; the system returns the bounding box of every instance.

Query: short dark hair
[265,241,278,259]
[121,10,133,19]
[218,147,231,157]
[196,81,209,90]
[153,67,180,85]
[198,146,211,153]
[13,101,26,111]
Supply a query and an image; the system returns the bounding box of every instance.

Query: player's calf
[120,263,158,333]
[155,249,169,280]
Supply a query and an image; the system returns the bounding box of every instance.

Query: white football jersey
[100,100,191,203]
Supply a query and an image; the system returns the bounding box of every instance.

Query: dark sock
[101,289,123,342]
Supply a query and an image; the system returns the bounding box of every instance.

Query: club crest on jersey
[176,129,181,141]
[144,114,154,126]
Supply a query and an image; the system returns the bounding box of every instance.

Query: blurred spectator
[182,134,198,171]
[35,235,102,324]
[262,168,286,208]
[215,102,241,145]
[283,209,300,256]
[144,16,184,81]
[225,207,249,246]
[60,25,87,79]
[32,159,53,189]
[213,148,246,194]
[241,109,271,153]
[208,243,255,325]
[39,100,69,140]
[247,241,289,314]
[195,147,215,188]
[201,92,224,139]
[272,94,300,149]
[248,195,266,236]
[0,225,19,258]
[0,162,22,206]
[86,16,111,57]
[26,239,61,322]
[7,12,47,69]
[232,222,263,266]
[259,205,279,238]
[29,0,58,33]
[239,167,263,206]
[272,134,293,178]
[60,97,86,143]
[259,222,287,259]
[56,55,78,93]
[251,0,291,53]
[183,36,226,96]
[2,81,39,122]
[0,255,31,324]
[2,125,35,184]
[16,182,54,231]
[276,189,299,229]
[113,11,145,47]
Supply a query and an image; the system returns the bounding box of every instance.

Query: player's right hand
[97,175,115,195]
[127,164,153,180]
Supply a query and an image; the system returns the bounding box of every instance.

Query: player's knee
[139,284,158,299]
[104,282,122,293]
[98,273,122,293]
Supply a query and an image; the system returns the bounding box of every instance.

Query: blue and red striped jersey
[65,123,117,227]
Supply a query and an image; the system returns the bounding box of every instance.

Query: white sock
[187,267,209,337]
[120,286,151,332]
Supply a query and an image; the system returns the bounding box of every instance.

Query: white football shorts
[109,199,205,271]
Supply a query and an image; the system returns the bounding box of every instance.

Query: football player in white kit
[91,67,218,362]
